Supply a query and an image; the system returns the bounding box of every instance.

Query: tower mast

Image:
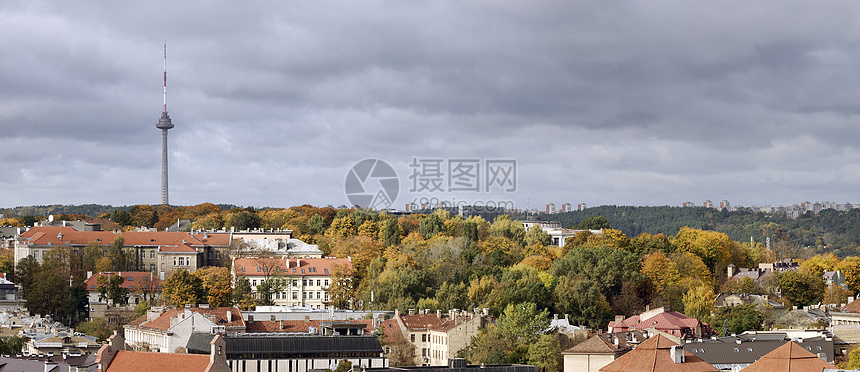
[155,41,175,205]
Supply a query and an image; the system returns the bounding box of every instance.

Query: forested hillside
[550,206,860,257]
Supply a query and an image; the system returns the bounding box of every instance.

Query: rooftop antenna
[156,40,175,205]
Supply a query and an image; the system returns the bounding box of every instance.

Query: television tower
[155,41,174,205]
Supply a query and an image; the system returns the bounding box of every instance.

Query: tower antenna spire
[163,40,168,113]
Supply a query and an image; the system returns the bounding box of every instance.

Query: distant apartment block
[546,203,556,214]
[577,203,587,211]
[561,203,572,213]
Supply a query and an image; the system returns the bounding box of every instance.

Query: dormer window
[150,239,156,242]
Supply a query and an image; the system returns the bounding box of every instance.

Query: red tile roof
[233,257,351,277]
[381,318,406,342]
[609,310,706,338]
[19,227,230,248]
[105,350,212,372]
[740,341,835,372]
[564,335,626,354]
[599,334,717,372]
[84,271,162,292]
[399,314,445,330]
[842,299,860,313]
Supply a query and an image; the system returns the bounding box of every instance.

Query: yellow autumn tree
[673,227,734,268]
[192,266,233,307]
[799,253,839,279]
[682,284,715,321]
[641,252,680,296]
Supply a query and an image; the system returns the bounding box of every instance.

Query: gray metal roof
[186,333,382,356]
[683,336,833,364]
[227,335,382,355]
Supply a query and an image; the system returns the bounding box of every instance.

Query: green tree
[464,325,512,364]
[134,300,151,319]
[778,271,824,307]
[549,246,643,298]
[232,276,256,310]
[524,226,552,247]
[381,218,401,247]
[25,269,68,319]
[527,334,562,372]
[227,210,262,230]
[418,214,444,239]
[496,302,550,346]
[553,277,612,329]
[162,269,204,306]
[489,215,526,246]
[306,214,327,235]
[485,267,552,315]
[256,277,287,306]
[97,274,129,306]
[574,216,610,230]
[108,236,130,271]
[0,336,25,355]
[435,281,467,311]
[710,304,764,336]
[77,317,113,342]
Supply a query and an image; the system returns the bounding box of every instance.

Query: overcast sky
[2,1,860,211]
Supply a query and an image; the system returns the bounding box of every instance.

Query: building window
[316,280,321,286]
[422,334,427,342]
[215,251,220,259]
[150,264,155,272]
[411,334,415,342]
[292,280,297,286]
[324,280,329,287]
[253,280,257,286]
[151,250,156,259]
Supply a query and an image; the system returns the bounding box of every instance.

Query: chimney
[436,310,442,319]
[408,309,415,316]
[553,314,558,320]
[395,309,400,318]
[670,345,685,364]
[226,308,232,323]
